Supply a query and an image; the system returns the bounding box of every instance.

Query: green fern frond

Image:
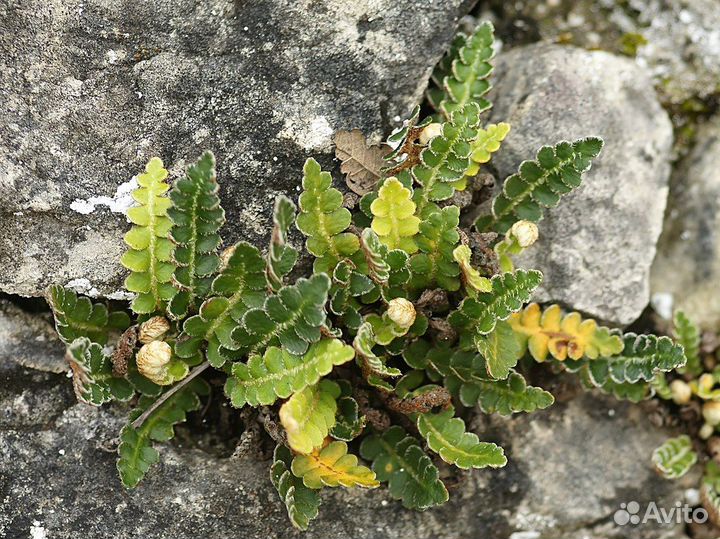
[271,444,321,531]
[477,138,603,233]
[327,258,374,332]
[360,426,448,510]
[175,242,267,367]
[652,435,697,479]
[166,151,225,319]
[233,273,331,356]
[379,249,412,302]
[585,334,687,385]
[430,22,495,119]
[467,123,511,173]
[402,340,479,380]
[47,285,130,345]
[674,310,702,377]
[448,270,543,348]
[296,158,359,273]
[404,340,553,412]
[117,379,207,488]
[225,339,354,408]
[474,319,523,379]
[371,178,420,253]
[454,122,511,191]
[409,206,461,291]
[416,409,506,469]
[267,195,299,292]
[66,337,134,405]
[280,379,341,454]
[121,157,177,314]
[427,33,467,111]
[598,378,652,403]
[473,371,554,415]
[360,228,391,284]
[412,103,483,213]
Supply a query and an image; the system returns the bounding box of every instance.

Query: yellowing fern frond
[121,157,176,314]
[291,441,379,489]
[370,178,420,253]
[454,123,510,190]
[509,303,623,362]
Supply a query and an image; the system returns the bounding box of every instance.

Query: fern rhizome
[47,22,687,530]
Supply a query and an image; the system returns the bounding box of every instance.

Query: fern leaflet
[175,242,266,367]
[225,339,354,408]
[167,151,225,319]
[280,379,341,454]
[271,444,321,531]
[233,273,331,356]
[296,158,359,273]
[360,426,448,510]
[121,157,177,314]
[477,138,603,233]
[117,379,207,488]
[47,285,130,345]
[291,441,379,489]
[416,410,506,469]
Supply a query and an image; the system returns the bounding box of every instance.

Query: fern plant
[45,21,661,531]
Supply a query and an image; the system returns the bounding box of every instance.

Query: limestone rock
[0,0,473,298]
[487,43,673,325]
[0,356,693,538]
[482,0,720,103]
[651,117,720,330]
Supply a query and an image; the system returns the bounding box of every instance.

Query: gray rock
[495,394,699,538]
[0,0,473,298]
[0,299,67,374]
[0,352,694,538]
[630,0,720,104]
[651,117,720,330]
[487,43,673,325]
[482,0,720,103]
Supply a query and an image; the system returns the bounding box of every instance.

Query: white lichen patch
[278,115,334,151]
[30,521,47,539]
[65,277,99,296]
[70,177,138,218]
[107,290,136,301]
[65,277,133,301]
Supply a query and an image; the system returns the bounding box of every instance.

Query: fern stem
[146,181,161,311]
[131,360,210,429]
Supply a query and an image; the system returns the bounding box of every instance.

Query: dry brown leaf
[112,325,137,376]
[333,129,389,195]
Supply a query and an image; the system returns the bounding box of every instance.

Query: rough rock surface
[483,0,720,103]
[0,0,473,298]
[651,117,720,329]
[0,299,66,374]
[0,319,694,539]
[487,43,673,325]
